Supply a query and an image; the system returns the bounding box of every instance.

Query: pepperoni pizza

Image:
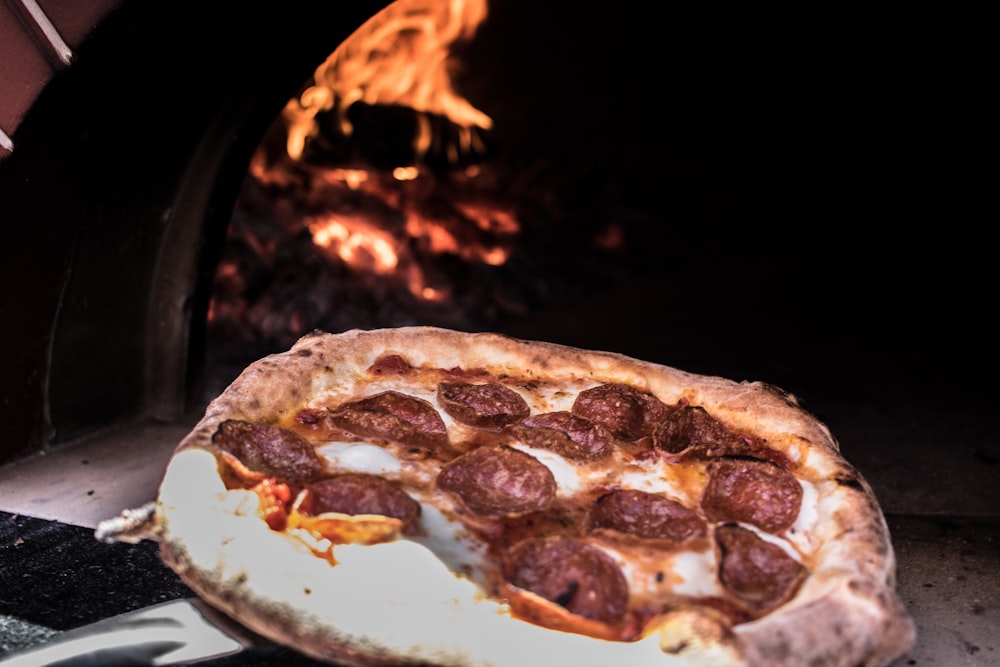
[97,326,915,667]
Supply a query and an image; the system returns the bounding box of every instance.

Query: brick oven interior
[1,1,998,665]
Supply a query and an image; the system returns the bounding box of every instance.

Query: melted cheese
[507,444,582,493]
[309,409,815,616]
[317,442,403,475]
[785,480,820,555]
[408,504,490,582]
[293,372,820,645]
[313,435,816,620]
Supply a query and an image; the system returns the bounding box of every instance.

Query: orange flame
[283,0,492,161]
[212,0,521,336]
[307,214,400,274]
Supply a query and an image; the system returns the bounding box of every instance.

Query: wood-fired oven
[0,1,998,665]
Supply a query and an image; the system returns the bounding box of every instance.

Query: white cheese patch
[738,522,803,562]
[615,467,675,494]
[409,504,490,584]
[613,464,699,506]
[785,479,820,555]
[507,443,582,493]
[514,380,594,413]
[601,543,721,601]
[670,549,721,596]
[317,442,402,475]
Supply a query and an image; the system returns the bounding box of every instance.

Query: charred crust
[835,476,865,491]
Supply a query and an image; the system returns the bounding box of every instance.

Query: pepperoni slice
[571,383,669,439]
[328,391,448,451]
[304,474,421,532]
[652,406,793,469]
[367,354,411,376]
[587,489,707,543]
[716,524,806,612]
[212,419,324,483]
[504,536,629,624]
[679,441,793,470]
[651,405,737,454]
[437,382,530,428]
[701,458,803,533]
[436,445,556,517]
[508,412,618,460]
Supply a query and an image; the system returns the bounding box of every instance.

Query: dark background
[462,1,997,406]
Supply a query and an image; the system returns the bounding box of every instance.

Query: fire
[283,0,492,161]
[296,164,517,303]
[208,0,565,347]
[322,168,370,190]
[307,215,400,274]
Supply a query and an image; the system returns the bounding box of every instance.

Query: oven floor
[0,419,195,529]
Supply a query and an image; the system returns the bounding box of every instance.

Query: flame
[321,168,370,190]
[283,0,492,161]
[209,0,533,339]
[308,214,400,274]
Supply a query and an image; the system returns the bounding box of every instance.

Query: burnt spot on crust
[212,419,325,483]
[296,349,313,357]
[835,476,865,492]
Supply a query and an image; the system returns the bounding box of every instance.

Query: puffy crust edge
[156,327,914,667]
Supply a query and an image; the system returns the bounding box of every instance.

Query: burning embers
[207,152,529,349]
[205,0,631,355]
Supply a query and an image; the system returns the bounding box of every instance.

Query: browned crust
[154,327,915,667]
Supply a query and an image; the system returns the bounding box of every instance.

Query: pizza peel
[0,596,268,666]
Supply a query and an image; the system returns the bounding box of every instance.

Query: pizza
[97,326,916,667]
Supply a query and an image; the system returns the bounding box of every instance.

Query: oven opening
[203,0,668,390]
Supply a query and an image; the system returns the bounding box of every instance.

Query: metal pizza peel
[0,597,268,666]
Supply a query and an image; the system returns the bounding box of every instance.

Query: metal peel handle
[0,598,246,666]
